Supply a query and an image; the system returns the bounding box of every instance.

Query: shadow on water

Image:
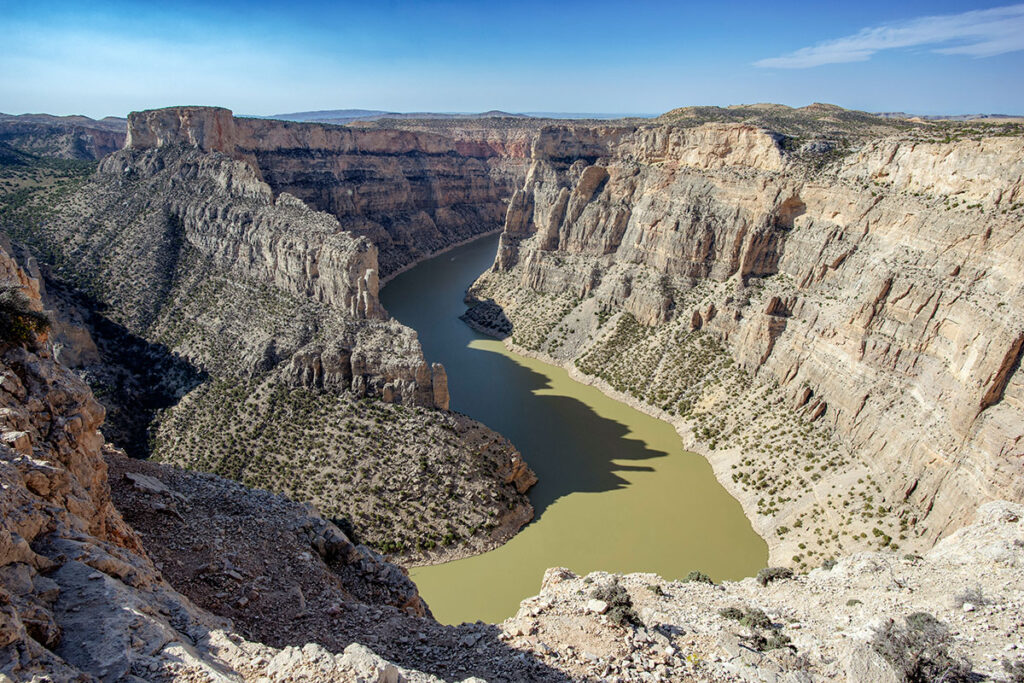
[381,233,767,624]
[459,341,666,520]
[380,235,667,519]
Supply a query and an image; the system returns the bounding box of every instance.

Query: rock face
[2,111,538,563]
[19,140,447,409]
[473,121,1024,560]
[127,106,532,276]
[0,248,554,682]
[0,113,126,160]
[499,501,1024,682]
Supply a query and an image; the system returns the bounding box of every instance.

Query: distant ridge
[265,109,533,124]
[259,109,658,124]
[874,112,1024,121]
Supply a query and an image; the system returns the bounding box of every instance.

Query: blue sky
[1,0,1022,118]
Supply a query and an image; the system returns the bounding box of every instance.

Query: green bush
[683,570,714,585]
[718,607,744,621]
[591,581,639,628]
[871,612,971,683]
[740,607,772,630]
[757,567,794,587]
[0,283,49,345]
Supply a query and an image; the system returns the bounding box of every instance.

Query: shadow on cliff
[47,279,208,458]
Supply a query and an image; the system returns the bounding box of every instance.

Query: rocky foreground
[0,240,1022,682]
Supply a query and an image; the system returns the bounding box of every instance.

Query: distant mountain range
[263,109,658,124]
[873,112,1023,121]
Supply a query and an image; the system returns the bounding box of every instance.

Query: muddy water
[380,234,766,625]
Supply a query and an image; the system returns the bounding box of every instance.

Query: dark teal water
[380,234,766,624]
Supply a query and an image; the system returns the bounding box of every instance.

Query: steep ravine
[126,106,534,276]
[466,122,1024,566]
[0,120,537,565]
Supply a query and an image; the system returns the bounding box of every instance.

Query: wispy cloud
[755,4,1024,68]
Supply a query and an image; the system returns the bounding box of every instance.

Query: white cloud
[754,4,1024,68]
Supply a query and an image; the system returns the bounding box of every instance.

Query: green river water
[380,234,767,625]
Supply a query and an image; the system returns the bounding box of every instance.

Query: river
[380,233,766,625]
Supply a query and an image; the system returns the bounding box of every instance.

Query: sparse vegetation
[683,570,714,585]
[591,580,639,628]
[871,612,972,683]
[757,567,793,587]
[153,376,527,559]
[0,283,50,345]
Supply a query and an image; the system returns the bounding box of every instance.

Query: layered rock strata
[0,113,126,160]
[469,121,1024,563]
[0,248,556,682]
[12,140,448,409]
[1,130,542,562]
[127,106,533,276]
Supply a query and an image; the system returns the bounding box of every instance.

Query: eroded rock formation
[471,120,1024,562]
[127,106,533,275]
[0,113,126,160]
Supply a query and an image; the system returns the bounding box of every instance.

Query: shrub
[952,585,988,609]
[747,631,792,652]
[591,580,639,628]
[740,607,772,630]
[821,558,837,570]
[683,570,714,585]
[718,606,744,621]
[720,606,772,630]
[0,283,50,345]
[757,567,794,587]
[871,612,971,683]
[1003,658,1024,683]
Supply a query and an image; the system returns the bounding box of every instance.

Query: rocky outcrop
[473,121,1024,561]
[19,141,448,409]
[498,501,1024,682]
[0,248,555,682]
[0,113,126,160]
[127,106,533,276]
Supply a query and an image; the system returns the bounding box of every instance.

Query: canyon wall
[127,107,533,276]
[472,121,1024,560]
[28,140,447,409]
[3,199,1022,683]
[0,113,126,160]
[0,108,546,564]
[0,246,559,682]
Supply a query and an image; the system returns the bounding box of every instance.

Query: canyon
[466,111,1024,567]
[1,104,1023,681]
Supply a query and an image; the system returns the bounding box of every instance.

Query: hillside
[0,116,536,563]
[465,116,1024,570]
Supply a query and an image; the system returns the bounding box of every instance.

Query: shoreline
[461,315,788,567]
[396,501,534,569]
[379,228,503,287]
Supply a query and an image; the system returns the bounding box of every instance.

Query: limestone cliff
[0,113,126,160]
[127,106,532,276]
[470,121,1024,563]
[0,117,542,564]
[0,247,555,682]
[13,141,447,409]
